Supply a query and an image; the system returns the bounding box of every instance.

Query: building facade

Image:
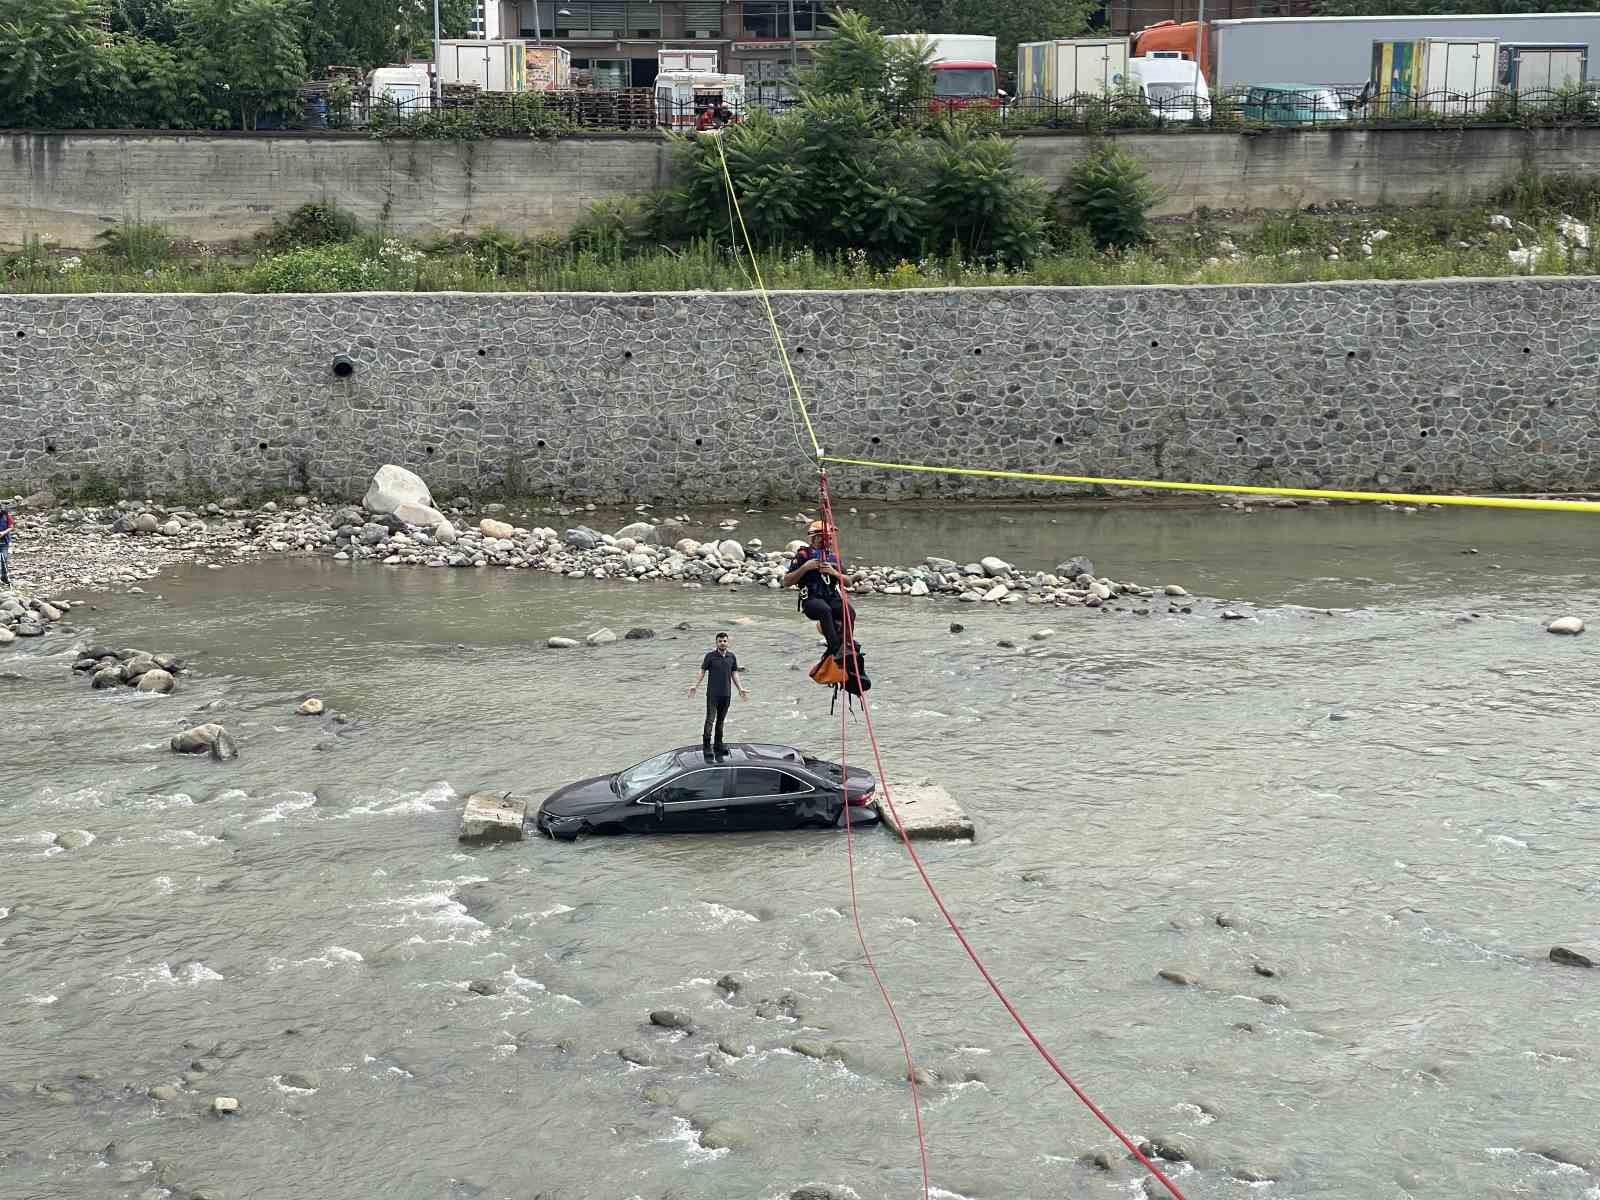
[490,1,830,97]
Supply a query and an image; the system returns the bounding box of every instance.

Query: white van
[1128,55,1211,120]
[369,65,433,111]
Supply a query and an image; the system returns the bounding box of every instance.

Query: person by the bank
[783,520,853,662]
[688,631,748,757]
[0,502,14,588]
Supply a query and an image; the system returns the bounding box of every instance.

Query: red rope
[819,478,932,1200]
[816,472,1190,1200]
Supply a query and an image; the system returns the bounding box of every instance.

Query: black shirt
[700,649,740,699]
[789,547,842,603]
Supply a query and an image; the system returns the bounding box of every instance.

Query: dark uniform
[700,648,740,751]
[790,545,848,659]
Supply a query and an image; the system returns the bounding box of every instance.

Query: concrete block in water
[459,792,527,843]
[876,782,973,840]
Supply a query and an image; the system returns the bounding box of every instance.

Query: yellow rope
[820,456,1600,513]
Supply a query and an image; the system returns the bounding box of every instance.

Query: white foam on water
[111,959,225,993]
[1488,833,1530,849]
[1172,1101,1217,1125]
[533,903,575,920]
[124,792,197,812]
[154,876,175,895]
[368,881,490,943]
[346,781,457,818]
[0,907,10,921]
[32,784,111,810]
[271,1075,317,1095]
[657,1116,728,1164]
[143,829,224,850]
[249,791,318,825]
[929,1188,979,1200]
[211,789,251,805]
[23,993,59,1005]
[502,965,546,996]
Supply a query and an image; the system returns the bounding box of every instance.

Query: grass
[5,184,1598,295]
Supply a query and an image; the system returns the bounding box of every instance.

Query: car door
[726,768,821,830]
[648,767,732,833]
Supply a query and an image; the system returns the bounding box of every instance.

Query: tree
[0,0,111,126]
[808,8,933,111]
[300,0,475,75]
[177,0,308,128]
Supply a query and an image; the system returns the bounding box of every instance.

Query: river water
[3,503,1598,1200]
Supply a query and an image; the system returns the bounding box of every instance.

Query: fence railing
[57,83,1600,135]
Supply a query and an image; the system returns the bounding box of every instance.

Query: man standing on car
[688,631,748,758]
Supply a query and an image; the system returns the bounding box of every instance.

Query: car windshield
[934,68,995,98]
[616,751,679,799]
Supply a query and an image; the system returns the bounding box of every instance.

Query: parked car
[535,743,879,839]
[1241,83,1354,124]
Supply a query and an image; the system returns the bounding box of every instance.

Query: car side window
[730,768,784,798]
[654,770,726,804]
[778,772,811,795]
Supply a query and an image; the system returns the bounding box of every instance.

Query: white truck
[436,39,530,92]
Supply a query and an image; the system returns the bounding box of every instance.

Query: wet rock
[1220,609,1250,620]
[364,465,433,516]
[980,556,1012,576]
[623,627,655,640]
[1257,993,1291,1008]
[790,1040,844,1061]
[1058,555,1094,579]
[279,1072,318,1091]
[459,792,526,844]
[53,830,93,851]
[1535,1145,1598,1171]
[91,666,124,689]
[171,723,229,754]
[296,698,324,716]
[1550,945,1594,968]
[1164,584,1189,596]
[147,1085,179,1102]
[547,637,580,649]
[907,1065,939,1087]
[123,654,157,681]
[563,527,600,550]
[1252,963,1278,978]
[209,732,238,761]
[649,1009,694,1031]
[586,628,617,646]
[479,518,515,540]
[699,1120,752,1151]
[1158,970,1195,987]
[1078,1150,1116,1172]
[135,668,175,694]
[997,639,1016,649]
[13,621,44,637]
[465,979,499,996]
[715,973,743,997]
[617,1045,655,1067]
[615,521,659,545]
[1030,629,1054,640]
[1547,617,1585,635]
[717,1038,748,1058]
[1232,1164,1280,1184]
[209,1096,240,1117]
[949,623,964,633]
[791,1189,848,1200]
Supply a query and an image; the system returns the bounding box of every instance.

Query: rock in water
[586,628,618,646]
[717,539,746,564]
[1058,555,1095,579]
[210,731,238,762]
[980,555,1012,576]
[479,518,516,540]
[91,666,124,689]
[297,698,324,716]
[135,668,176,694]
[547,637,580,649]
[459,792,527,843]
[363,465,433,516]
[210,1097,240,1117]
[614,521,659,545]
[1550,945,1594,968]
[1164,583,1189,596]
[1547,617,1585,635]
[624,627,656,640]
[172,724,227,753]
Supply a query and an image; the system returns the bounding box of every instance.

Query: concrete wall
[5,125,1600,248]
[3,279,1598,504]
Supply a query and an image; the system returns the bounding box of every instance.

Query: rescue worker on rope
[783,519,853,664]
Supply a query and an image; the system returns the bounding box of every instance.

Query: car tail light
[848,787,874,806]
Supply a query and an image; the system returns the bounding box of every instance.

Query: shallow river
[3,503,1598,1200]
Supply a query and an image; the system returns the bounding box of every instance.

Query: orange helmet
[806,520,827,537]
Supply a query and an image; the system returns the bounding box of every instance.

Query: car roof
[668,743,810,769]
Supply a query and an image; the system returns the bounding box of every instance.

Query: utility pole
[1193,0,1206,84]
[432,0,442,104]
[534,0,543,44]
[788,0,797,71]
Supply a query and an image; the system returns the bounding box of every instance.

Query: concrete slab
[876,782,973,840]
[459,791,527,844]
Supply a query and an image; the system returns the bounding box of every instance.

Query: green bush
[1059,143,1159,250]
[94,219,174,270]
[75,473,120,505]
[262,202,362,249]
[243,244,394,291]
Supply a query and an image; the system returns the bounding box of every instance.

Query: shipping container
[1372,38,1497,112]
[1498,43,1587,91]
[436,39,528,92]
[524,45,572,92]
[1016,38,1131,98]
[885,33,999,66]
[1211,13,1600,88]
[659,47,721,73]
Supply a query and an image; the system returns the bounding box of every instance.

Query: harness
[794,546,842,612]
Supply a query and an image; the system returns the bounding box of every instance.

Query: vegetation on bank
[5,174,1597,296]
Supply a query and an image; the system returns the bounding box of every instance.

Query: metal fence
[216,84,1600,135]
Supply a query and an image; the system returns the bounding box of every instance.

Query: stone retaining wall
[3,278,1598,503]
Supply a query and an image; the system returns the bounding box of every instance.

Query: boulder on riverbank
[363,465,434,516]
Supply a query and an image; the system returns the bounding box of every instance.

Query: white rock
[0,628,14,644]
[615,521,659,545]
[479,518,515,540]
[547,636,580,649]
[1090,581,1113,601]
[1547,616,1585,635]
[1488,214,1513,231]
[626,552,653,574]
[586,628,618,646]
[393,500,448,531]
[981,583,1009,602]
[160,519,182,536]
[1370,229,1390,242]
[718,571,740,586]
[1556,214,1591,250]
[1164,584,1189,596]
[133,513,159,533]
[980,556,1012,577]
[135,668,176,694]
[210,1097,240,1116]
[1030,629,1053,640]
[718,539,746,564]
[1508,247,1539,271]
[958,591,982,602]
[363,464,432,515]
[297,697,325,715]
[908,579,929,597]
[36,602,62,621]
[675,538,701,555]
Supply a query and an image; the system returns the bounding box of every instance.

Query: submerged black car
[535,743,879,839]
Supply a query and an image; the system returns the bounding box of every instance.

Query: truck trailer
[884,33,1001,105]
[1210,13,1600,89]
[436,39,529,92]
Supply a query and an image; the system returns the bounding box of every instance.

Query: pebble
[296,697,324,716]
[209,1097,240,1116]
[1547,616,1584,635]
